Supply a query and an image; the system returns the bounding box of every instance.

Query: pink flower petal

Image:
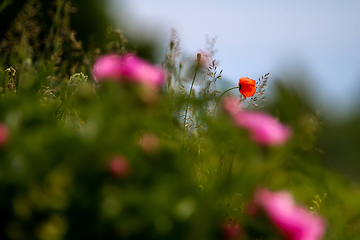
[92,53,166,88]
[119,54,166,87]
[223,97,291,146]
[234,112,291,146]
[254,188,326,240]
[93,54,123,82]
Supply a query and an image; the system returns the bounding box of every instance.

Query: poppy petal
[238,77,256,99]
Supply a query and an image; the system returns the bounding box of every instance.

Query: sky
[108,0,360,119]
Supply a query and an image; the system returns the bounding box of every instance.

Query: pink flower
[223,97,241,116]
[0,124,9,146]
[252,188,325,240]
[93,53,166,88]
[93,54,123,81]
[223,98,291,146]
[119,54,166,87]
[221,221,242,240]
[234,112,291,146]
[109,155,130,178]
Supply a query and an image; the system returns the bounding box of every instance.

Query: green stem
[212,86,240,116]
[36,0,65,68]
[182,68,198,153]
[183,68,198,131]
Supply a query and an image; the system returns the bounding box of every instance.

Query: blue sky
[109,0,360,119]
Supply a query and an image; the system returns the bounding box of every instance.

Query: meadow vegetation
[1,1,360,239]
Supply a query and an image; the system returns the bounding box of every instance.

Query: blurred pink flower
[93,53,166,88]
[0,124,9,146]
[223,98,291,146]
[109,155,130,178]
[252,188,326,240]
[93,54,123,81]
[223,97,241,116]
[234,111,291,146]
[221,221,242,240]
[120,54,166,87]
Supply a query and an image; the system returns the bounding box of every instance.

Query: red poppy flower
[238,77,256,99]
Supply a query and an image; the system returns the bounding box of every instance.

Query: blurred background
[108,0,360,120]
[108,0,360,181]
[1,0,359,180]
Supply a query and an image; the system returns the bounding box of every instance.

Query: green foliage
[1,2,360,240]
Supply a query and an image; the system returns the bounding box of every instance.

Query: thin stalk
[182,67,198,157]
[183,67,199,131]
[212,86,240,116]
[36,0,65,67]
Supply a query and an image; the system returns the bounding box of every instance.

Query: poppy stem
[212,86,240,116]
